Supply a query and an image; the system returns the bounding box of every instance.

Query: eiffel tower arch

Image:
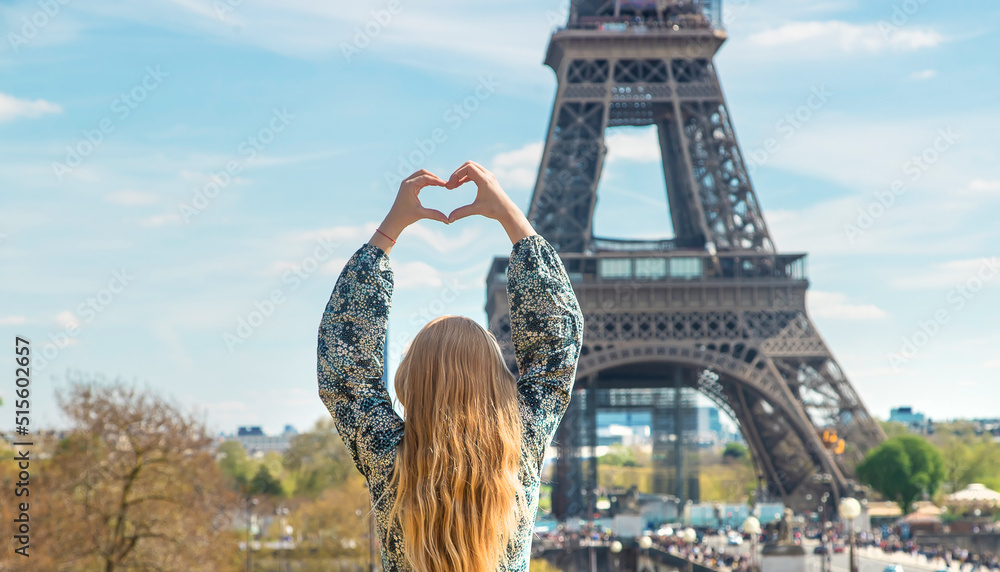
[485,0,885,520]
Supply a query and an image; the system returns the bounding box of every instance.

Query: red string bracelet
[375,227,396,245]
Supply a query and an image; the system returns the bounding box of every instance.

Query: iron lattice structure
[485,0,885,519]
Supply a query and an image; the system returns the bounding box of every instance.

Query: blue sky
[1,0,998,435]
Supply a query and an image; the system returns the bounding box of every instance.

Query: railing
[568,0,724,31]
[592,236,678,252]
[488,250,807,285]
[533,540,729,572]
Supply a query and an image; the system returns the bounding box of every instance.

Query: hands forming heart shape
[386,161,519,228]
[374,161,536,250]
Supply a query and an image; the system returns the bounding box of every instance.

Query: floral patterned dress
[317,233,584,571]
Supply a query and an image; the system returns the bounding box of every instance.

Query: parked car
[884,565,904,572]
[814,545,829,555]
[833,544,846,554]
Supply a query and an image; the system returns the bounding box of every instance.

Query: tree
[722,442,749,461]
[290,472,371,564]
[927,423,1000,493]
[35,378,242,571]
[282,417,355,497]
[856,434,945,515]
[878,420,911,439]
[598,444,639,467]
[217,439,253,489]
[249,464,285,497]
[530,558,563,572]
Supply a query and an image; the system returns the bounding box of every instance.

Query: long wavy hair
[388,315,527,572]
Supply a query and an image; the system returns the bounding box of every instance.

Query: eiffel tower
[485,0,885,519]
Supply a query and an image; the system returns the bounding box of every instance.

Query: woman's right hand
[445,161,536,244]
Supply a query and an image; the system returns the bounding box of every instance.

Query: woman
[317,161,584,571]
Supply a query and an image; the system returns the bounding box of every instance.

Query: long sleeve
[507,234,584,470]
[317,243,403,484]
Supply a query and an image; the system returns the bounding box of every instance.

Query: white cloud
[105,190,160,206]
[984,360,1000,369]
[317,257,350,276]
[491,142,543,189]
[141,213,183,227]
[249,148,353,168]
[72,0,549,75]
[51,312,81,347]
[747,21,944,55]
[394,261,444,289]
[55,311,79,329]
[890,257,1000,290]
[404,224,482,254]
[606,128,661,164]
[808,291,887,320]
[211,400,248,412]
[0,316,27,326]
[0,93,62,123]
[294,222,481,257]
[967,180,1000,194]
[910,69,937,81]
[293,225,374,248]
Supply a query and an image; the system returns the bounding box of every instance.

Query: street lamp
[743,516,761,572]
[610,540,623,572]
[245,496,258,572]
[282,524,293,572]
[639,535,653,569]
[839,498,862,572]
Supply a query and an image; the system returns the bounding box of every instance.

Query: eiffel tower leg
[529,98,607,252]
[758,311,887,495]
[552,385,586,520]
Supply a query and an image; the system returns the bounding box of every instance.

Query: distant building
[593,405,730,453]
[696,406,723,445]
[890,406,930,432]
[228,425,298,455]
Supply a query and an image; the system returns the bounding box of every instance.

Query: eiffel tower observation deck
[484,0,885,519]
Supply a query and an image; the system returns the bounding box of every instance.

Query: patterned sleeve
[317,243,403,483]
[507,234,585,470]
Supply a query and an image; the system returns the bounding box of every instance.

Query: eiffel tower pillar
[485,0,885,520]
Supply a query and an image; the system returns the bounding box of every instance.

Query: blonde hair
[389,315,527,572]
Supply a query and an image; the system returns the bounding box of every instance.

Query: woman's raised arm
[317,169,450,482]
[444,163,584,463]
[505,234,584,470]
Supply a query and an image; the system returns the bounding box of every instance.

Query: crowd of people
[859,534,1000,572]
[532,524,1000,572]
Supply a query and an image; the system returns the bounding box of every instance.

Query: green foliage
[878,421,911,439]
[529,558,563,572]
[927,425,1000,493]
[598,444,638,467]
[857,435,945,514]
[249,463,285,497]
[722,442,749,461]
[283,417,355,497]
[217,440,252,488]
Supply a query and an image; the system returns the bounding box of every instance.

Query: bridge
[535,538,745,572]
